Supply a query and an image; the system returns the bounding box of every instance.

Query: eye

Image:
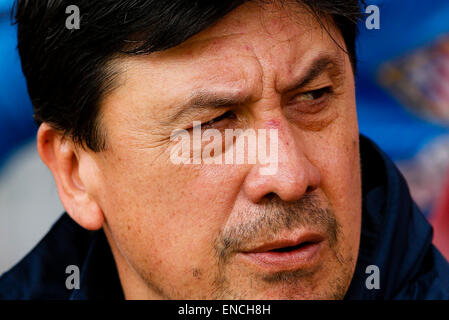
[193,110,237,130]
[290,87,332,104]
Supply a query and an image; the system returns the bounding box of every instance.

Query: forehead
[150,4,335,60]
[107,2,345,123]
[117,1,342,71]
[172,2,320,54]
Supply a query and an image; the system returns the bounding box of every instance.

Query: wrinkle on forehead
[106,0,347,131]
[115,0,343,78]
[145,1,324,61]
[184,1,317,44]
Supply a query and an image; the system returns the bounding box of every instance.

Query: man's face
[91,2,361,299]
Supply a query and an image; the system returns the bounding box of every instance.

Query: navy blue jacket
[1,135,449,299]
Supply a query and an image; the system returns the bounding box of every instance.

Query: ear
[37,123,104,230]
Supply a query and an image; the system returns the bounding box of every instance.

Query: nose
[242,123,321,203]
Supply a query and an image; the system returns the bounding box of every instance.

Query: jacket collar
[345,135,445,299]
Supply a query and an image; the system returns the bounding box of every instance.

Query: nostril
[305,186,315,193]
[264,192,277,201]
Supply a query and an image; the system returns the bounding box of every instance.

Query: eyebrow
[166,89,251,124]
[279,54,345,94]
[165,54,344,125]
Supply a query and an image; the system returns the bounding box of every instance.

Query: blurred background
[1,0,449,274]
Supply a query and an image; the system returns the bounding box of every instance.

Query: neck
[103,224,165,299]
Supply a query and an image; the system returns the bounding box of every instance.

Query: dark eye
[200,110,237,129]
[292,87,332,103]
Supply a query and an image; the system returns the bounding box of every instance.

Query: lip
[239,233,325,271]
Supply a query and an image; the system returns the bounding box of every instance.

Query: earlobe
[37,123,104,230]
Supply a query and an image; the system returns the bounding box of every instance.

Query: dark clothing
[1,135,449,299]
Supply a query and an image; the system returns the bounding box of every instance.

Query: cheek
[305,109,361,251]
[97,146,244,280]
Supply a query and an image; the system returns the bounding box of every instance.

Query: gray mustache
[215,193,340,264]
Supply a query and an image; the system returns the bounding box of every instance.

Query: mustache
[215,193,341,264]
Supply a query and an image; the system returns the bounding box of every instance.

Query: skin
[38,2,362,299]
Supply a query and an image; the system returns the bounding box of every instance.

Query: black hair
[13,0,364,151]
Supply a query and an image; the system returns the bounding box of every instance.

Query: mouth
[239,233,325,271]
